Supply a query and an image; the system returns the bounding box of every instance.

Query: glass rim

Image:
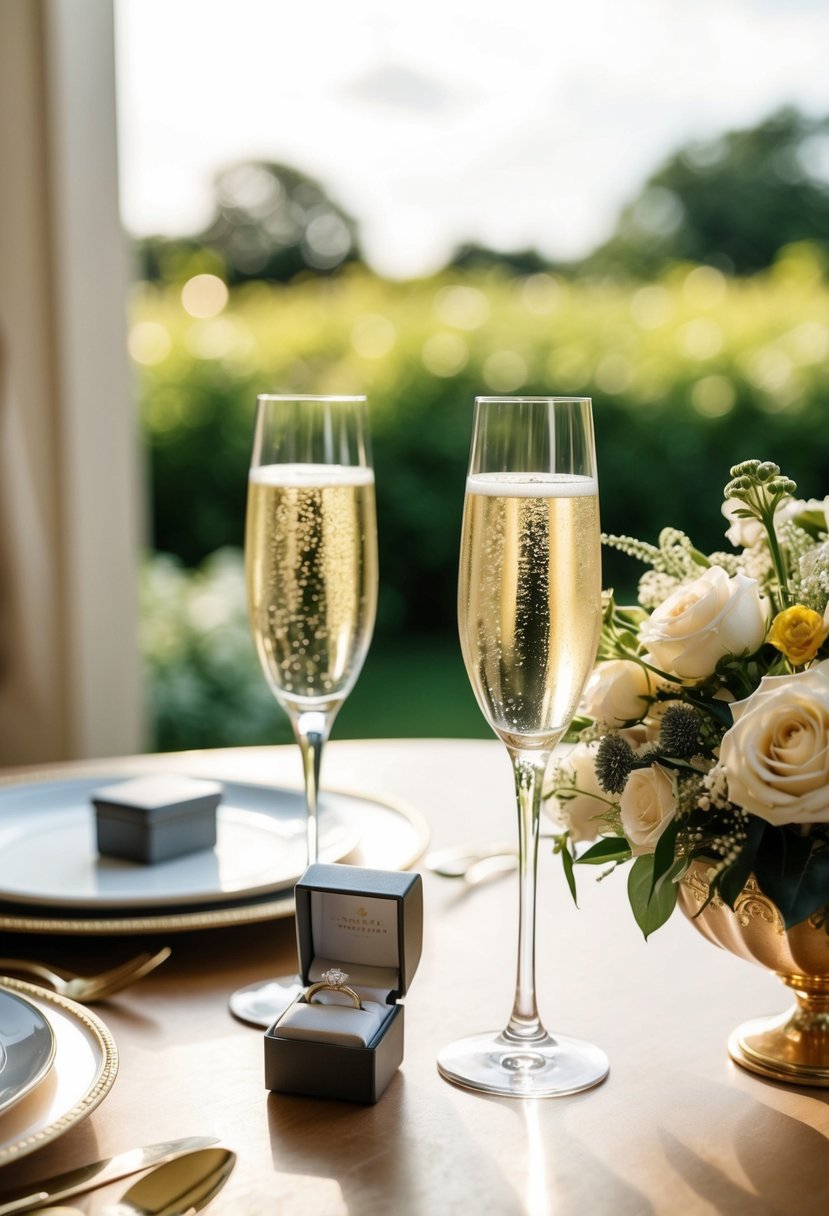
[256,394,367,403]
[474,395,592,405]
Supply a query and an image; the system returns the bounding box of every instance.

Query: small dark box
[92,774,222,864]
[265,862,423,1104]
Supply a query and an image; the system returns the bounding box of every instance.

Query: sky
[115,0,829,279]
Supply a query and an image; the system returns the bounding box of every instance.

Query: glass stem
[504,746,552,1044]
[292,710,332,866]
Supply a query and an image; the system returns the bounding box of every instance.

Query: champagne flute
[437,395,608,1096]
[229,394,378,1027]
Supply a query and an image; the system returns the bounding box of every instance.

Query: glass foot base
[437,1030,609,1098]
[228,974,304,1028]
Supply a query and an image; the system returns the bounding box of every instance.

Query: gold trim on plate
[0,769,430,935]
[0,979,119,1166]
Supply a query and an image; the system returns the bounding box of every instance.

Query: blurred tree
[584,107,829,277]
[136,161,362,284]
[449,241,551,276]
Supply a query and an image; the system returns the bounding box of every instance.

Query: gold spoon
[32,1147,236,1216]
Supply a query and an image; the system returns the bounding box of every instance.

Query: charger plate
[0,980,117,1166]
[0,989,56,1116]
[0,780,428,936]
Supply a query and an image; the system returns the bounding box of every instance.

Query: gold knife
[0,1135,220,1215]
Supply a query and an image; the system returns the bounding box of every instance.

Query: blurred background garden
[116,1,829,752]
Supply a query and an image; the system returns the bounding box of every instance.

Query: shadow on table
[265,1074,524,1214]
[660,1075,829,1216]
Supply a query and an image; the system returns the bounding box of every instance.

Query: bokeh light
[181,273,229,318]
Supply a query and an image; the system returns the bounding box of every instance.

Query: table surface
[0,739,827,1216]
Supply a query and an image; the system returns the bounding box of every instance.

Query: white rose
[639,566,767,681]
[722,499,765,548]
[723,495,829,548]
[719,660,829,825]
[778,496,829,533]
[581,660,653,726]
[546,743,607,844]
[620,764,677,855]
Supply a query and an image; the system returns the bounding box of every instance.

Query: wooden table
[1,739,828,1215]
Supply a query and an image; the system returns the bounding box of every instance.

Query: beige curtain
[0,0,143,766]
[0,360,67,762]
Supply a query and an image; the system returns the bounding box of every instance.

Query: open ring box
[265,862,423,1104]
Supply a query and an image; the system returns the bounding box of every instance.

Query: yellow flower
[767,605,829,666]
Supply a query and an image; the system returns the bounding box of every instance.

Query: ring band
[305,967,363,1010]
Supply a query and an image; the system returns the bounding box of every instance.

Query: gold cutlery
[28,1147,236,1216]
[0,948,171,1003]
[0,1137,219,1215]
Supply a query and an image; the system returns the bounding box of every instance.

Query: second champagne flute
[229,394,378,1027]
[437,395,608,1096]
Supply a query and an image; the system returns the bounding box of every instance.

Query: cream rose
[546,743,607,844]
[581,660,653,726]
[722,495,829,548]
[722,499,766,548]
[639,566,767,681]
[620,763,677,855]
[718,660,829,825]
[778,496,829,532]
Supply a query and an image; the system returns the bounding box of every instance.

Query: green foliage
[140,548,488,751]
[135,252,829,630]
[585,107,829,277]
[140,549,292,751]
[136,161,360,285]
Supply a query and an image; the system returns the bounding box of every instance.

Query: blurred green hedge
[135,248,829,746]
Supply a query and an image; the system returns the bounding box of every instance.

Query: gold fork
[0,946,171,1002]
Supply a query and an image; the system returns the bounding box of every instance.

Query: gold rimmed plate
[0,781,429,935]
[0,777,360,911]
[0,989,56,1116]
[0,979,118,1166]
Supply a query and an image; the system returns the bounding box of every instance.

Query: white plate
[0,777,358,910]
[0,990,56,1117]
[0,980,117,1167]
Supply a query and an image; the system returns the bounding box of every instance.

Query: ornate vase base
[728,1006,829,1088]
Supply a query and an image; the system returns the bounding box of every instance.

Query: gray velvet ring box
[91,774,222,863]
[265,862,423,1104]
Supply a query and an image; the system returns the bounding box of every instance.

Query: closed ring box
[92,775,222,864]
[265,862,423,1104]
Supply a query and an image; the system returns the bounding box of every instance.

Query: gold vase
[678,860,829,1086]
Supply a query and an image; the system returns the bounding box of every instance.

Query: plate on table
[0,979,117,1167]
[0,989,56,1116]
[0,777,429,935]
[0,777,361,910]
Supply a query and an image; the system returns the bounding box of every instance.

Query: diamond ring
[305,967,363,1010]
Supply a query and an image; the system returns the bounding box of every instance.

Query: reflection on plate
[0,980,117,1167]
[0,990,56,1116]
[0,782,429,936]
[0,778,359,910]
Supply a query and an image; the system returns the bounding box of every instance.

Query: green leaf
[628,854,680,939]
[790,508,826,539]
[754,830,829,928]
[576,837,632,865]
[649,818,679,899]
[560,844,578,906]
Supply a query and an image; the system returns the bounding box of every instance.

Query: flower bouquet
[549,460,829,1083]
[552,459,829,933]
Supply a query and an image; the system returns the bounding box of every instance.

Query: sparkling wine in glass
[229,394,378,1027]
[437,395,609,1096]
